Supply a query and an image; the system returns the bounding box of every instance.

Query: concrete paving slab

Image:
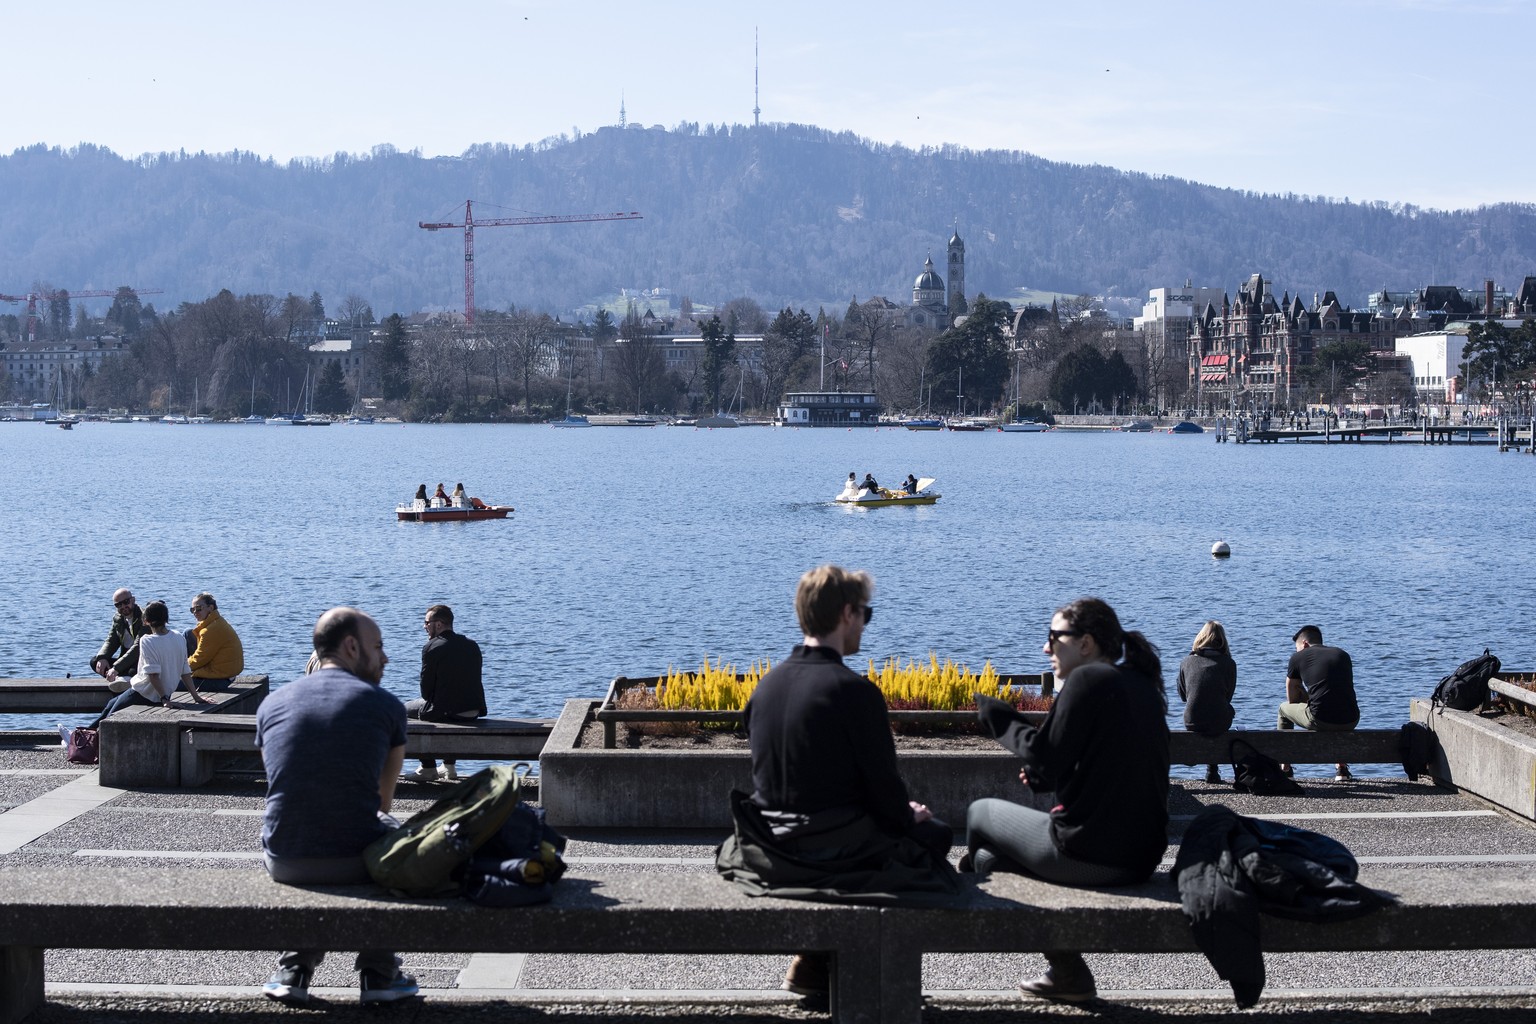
[0,773,124,854]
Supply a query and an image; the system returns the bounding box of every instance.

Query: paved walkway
[4,743,1536,1020]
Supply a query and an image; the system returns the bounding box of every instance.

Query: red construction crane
[1,287,164,343]
[419,200,641,324]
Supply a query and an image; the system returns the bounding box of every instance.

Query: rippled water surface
[5,421,1534,745]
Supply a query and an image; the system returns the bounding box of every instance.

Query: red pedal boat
[396,502,513,522]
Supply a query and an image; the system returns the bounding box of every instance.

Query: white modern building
[1133,285,1226,409]
[1393,321,1525,403]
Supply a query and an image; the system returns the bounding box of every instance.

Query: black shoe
[263,965,312,1005]
[782,954,829,997]
[1204,764,1222,784]
[1019,966,1096,1003]
[359,967,419,1004]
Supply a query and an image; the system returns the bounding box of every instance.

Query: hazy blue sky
[10,0,1529,210]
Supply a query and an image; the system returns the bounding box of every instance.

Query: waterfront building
[1187,273,1428,413]
[1133,284,1226,412]
[1395,319,1533,405]
[775,391,882,427]
[1,335,129,404]
[307,337,371,397]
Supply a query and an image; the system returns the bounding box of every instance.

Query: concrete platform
[3,738,1536,1020]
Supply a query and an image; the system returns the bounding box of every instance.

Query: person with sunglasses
[718,564,956,1001]
[91,588,147,684]
[965,596,1169,1004]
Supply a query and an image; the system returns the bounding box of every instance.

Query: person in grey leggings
[965,596,1170,1004]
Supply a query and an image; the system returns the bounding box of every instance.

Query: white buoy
[1211,540,1231,558]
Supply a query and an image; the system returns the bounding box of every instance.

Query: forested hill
[3,123,1536,316]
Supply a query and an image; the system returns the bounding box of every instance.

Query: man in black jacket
[404,604,486,783]
[718,564,954,999]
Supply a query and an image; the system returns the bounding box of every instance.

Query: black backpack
[1230,738,1303,796]
[1431,650,1501,713]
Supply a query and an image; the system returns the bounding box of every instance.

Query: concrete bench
[0,864,880,1024]
[878,865,1536,1023]
[0,675,267,717]
[1168,728,1401,765]
[161,713,553,787]
[0,862,1528,1024]
[93,677,269,787]
[0,679,119,714]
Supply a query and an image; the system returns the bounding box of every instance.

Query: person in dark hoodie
[1176,620,1237,783]
[965,596,1169,1004]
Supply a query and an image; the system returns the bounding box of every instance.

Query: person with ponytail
[966,596,1169,1004]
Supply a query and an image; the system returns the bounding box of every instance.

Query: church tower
[947,226,966,316]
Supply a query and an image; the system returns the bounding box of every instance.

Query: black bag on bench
[1230,739,1302,796]
[1431,649,1500,713]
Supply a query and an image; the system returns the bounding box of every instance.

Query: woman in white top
[91,600,210,726]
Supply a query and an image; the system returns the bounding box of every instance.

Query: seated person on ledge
[92,588,147,682]
[965,596,1169,1005]
[86,600,209,730]
[185,592,245,690]
[1278,624,1359,781]
[716,564,957,1000]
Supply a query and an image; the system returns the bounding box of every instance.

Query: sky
[7,0,1532,211]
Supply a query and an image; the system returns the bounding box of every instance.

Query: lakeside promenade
[6,737,1536,1021]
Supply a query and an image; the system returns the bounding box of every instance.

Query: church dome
[949,228,963,247]
[914,256,944,293]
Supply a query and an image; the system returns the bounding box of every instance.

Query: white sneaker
[405,766,439,783]
[444,765,459,781]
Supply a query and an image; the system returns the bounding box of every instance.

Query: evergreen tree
[1048,344,1141,413]
[700,315,736,412]
[925,295,1011,412]
[377,313,411,400]
[308,292,325,321]
[106,287,143,338]
[313,359,350,413]
[591,308,617,344]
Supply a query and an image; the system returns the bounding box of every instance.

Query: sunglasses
[1046,628,1082,646]
[114,598,133,608]
[860,605,874,625]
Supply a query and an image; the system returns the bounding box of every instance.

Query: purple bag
[66,727,99,765]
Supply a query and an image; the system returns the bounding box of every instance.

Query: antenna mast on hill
[418,201,642,325]
[753,29,761,127]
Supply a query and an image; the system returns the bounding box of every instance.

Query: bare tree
[507,310,557,412]
[612,310,664,412]
[874,325,933,414]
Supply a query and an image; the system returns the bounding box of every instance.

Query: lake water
[5,421,1534,774]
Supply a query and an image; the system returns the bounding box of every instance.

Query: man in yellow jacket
[186,592,245,691]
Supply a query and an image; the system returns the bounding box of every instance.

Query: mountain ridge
[2,123,1534,318]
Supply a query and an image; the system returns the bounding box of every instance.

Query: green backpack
[364,764,524,896]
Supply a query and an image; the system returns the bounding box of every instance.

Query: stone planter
[539,699,1053,829]
[1411,695,1536,820]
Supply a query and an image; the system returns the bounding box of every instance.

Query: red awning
[1201,354,1229,366]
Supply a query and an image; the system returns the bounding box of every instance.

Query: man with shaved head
[91,588,147,683]
[255,607,418,1006]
